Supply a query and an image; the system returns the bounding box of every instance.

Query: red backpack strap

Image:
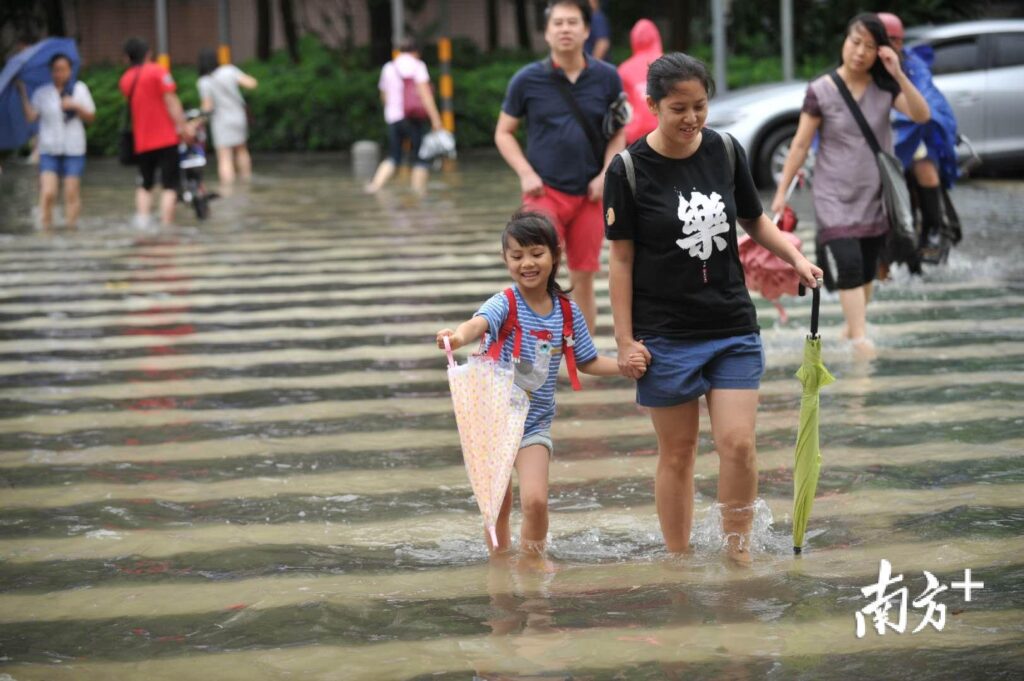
[558,295,582,391]
[485,288,522,362]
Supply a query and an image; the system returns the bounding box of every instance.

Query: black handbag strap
[543,59,604,167]
[829,71,882,156]
[121,65,143,128]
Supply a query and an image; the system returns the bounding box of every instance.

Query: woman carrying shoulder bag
[771,13,929,359]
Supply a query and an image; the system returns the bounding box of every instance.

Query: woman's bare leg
[706,388,759,565]
[649,401,701,552]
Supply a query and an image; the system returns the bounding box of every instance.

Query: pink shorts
[522,185,604,273]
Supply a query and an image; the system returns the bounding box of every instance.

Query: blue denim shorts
[636,333,765,408]
[39,154,86,178]
[520,430,553,457]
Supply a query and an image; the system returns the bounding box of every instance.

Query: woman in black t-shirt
[604,53,821,563]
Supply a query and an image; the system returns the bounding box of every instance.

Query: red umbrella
[738,173,804,324]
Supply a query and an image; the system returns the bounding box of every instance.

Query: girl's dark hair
[48,53,72,69]
[501,211,569,298]
[198,48,219,76]
[844,13,900,95]
[397,37,419,53]
[646,52,716,103]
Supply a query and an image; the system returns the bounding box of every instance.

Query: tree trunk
[486,0,498,52]
[42,0,65,36]
[514,0,530,50]
[256,0,273,60]
[366,0,392,66]
[279,0,300,63]
[669,0,693,52]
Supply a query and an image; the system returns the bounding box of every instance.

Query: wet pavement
[0,154,1022,680]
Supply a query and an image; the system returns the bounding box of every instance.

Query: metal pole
[155,0,170,69]
[439,0,454,134]
[218,0,232,65]
[391,0,404,55]
[781,0,794,81]
[711,0,727,94]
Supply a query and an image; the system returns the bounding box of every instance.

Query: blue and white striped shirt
[475,287,598,437]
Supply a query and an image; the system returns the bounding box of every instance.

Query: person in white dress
[197,49,258,186]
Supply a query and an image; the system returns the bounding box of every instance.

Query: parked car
[708,19,1024,187]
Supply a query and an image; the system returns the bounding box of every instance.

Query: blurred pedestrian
[15,53,95,230]
[197,48,258,187]
[618,19,662,144]
[364,38,444,196]
[120,37,193,228]
[584,0,611,60]
[771,13,928,358]
[604,52,819,563]
[495,0,626,334]
[878,11,960,264]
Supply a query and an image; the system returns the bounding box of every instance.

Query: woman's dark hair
[843,13,900,95]
[48,53,72,69]
[646,52,716,103]
[544,0,591,28]
[397,37,419,53]
[501,211,569,298]
[197,48,219,76]
[123,37,149,65]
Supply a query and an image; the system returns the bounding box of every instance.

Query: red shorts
[522,185,604,273]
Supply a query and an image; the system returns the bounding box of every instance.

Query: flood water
[0,154,1022,679]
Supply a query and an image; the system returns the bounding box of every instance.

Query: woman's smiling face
[649,79,708,147]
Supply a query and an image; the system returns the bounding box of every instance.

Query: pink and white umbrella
[443,337,529,547]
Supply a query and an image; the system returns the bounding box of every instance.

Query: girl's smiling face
[503,237,555,292]
[649,78,708,147]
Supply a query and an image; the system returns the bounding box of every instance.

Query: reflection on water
[0,155,1022,679]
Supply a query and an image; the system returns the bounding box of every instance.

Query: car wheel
[756,123,798,188]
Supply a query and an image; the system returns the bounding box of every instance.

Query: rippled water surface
[0,155,1022,680]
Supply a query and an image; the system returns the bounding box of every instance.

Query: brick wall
[65,0,548,69]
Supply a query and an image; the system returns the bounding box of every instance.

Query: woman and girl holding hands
[438,12,927,564]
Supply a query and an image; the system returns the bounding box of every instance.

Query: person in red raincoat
[617,19,662,144]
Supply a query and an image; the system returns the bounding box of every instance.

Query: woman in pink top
[365,38,444,195]
[618,19,662,144]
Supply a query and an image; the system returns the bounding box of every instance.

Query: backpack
[617,131,736,199]
[484,288,582,391]
[401,76,428,121]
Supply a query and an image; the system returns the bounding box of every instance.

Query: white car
[708,19,1024,187]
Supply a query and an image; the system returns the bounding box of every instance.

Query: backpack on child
[485,288,582,391]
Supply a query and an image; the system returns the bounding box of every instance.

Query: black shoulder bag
[544,60,605,169]
[119,66,143,166]
[829,72,918,269]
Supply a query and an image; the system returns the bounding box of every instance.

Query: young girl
[436,211,649,555]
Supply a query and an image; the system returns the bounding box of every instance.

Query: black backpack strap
[829,71,882,155]
[542,59,604,168]
[617,149,636,200]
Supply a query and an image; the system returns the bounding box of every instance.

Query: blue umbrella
[0,37,80,150]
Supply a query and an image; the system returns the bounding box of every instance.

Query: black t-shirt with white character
[604,129,763,340]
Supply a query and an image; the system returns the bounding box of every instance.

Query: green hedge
[81,37,826,157]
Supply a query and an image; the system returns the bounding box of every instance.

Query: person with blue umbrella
[15,51,95,230]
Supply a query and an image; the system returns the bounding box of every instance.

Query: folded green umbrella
[793,281,834,554]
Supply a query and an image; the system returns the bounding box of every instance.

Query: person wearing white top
[197,49,258,186]
[364,38,444,195]
[16,53,95,230]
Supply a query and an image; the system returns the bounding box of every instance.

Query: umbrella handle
[442,335,456,369]
[798,278,824,339]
